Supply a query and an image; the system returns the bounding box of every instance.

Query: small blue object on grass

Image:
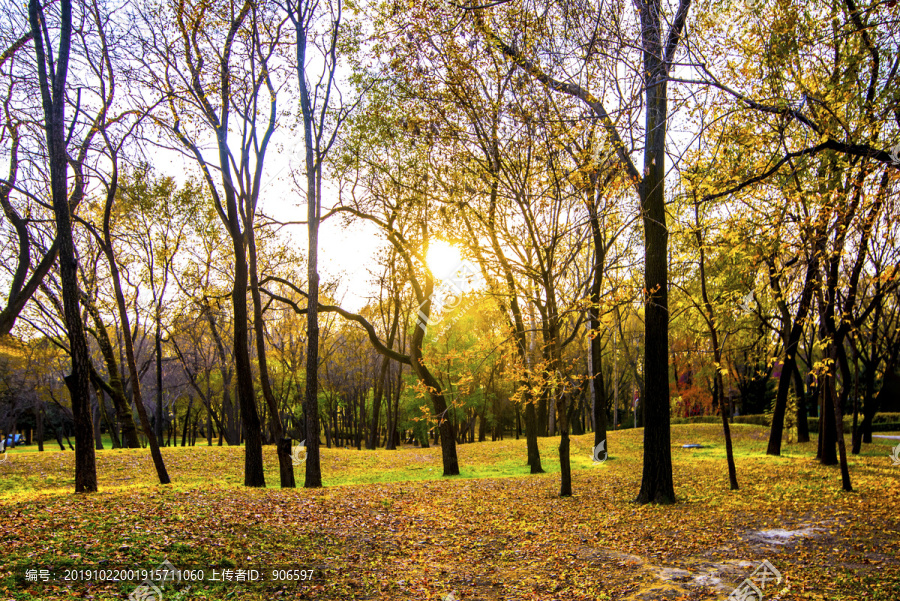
[682,443,704,449]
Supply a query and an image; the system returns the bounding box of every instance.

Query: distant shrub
[671,415,759,425]
[806,413,900,433]
[734,414,770,426]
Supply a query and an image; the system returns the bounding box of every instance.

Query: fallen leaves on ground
[0,425,898,600]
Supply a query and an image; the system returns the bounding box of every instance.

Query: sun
[426,240,463,278]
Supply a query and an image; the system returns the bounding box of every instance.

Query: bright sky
[155,144,385,314]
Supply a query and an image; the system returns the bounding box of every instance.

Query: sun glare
[426,241,463,278]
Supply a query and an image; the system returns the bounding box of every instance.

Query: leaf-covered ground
[0,425,898,600]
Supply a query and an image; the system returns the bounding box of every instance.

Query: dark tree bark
[222,148,266,487]
[693,201,738,490]
[792,364,810,443]
[158,0,266,486]
[472,0,691,504]
[155,324,163,443]
[248,230,294,488]
[181,397,193,447]
[766,245,822,456]
[817,379,838,465]
[35,404,44,452]
[28,0,97,492]
[83,296,140,448]
[287,0,349,488]
[99,175,170,485]
[632,0,687,505]
[587,183,609,455]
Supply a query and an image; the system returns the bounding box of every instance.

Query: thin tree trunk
[525,400,543,473]
[181,397,193,447]
[557,389,572,497]
[93,401,104,450]
[827,350,852,490]
[695,202,738,490]
[767,261,819,456]
[100,176,170,485]
[792,364,810,443]
[248,228,294,488]
[95,385,120,449]
[84,300,140,448]
[155,323,163,443]
[36,404,44,452]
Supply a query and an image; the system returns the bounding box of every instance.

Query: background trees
[0,0,898,504]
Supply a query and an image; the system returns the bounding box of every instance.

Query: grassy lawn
[0,424,898,600]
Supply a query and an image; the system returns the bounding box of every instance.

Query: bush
[734,414,770,426]
[806,413,900,434]
[671,416,721,425]
[669,415,769,426]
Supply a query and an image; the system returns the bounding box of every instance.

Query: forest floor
[0,424,898,600]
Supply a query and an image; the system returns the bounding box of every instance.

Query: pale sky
[154,138,385,314]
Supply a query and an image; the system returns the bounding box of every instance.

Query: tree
[28,0,98,492]
[137,0,290,486]
[471,0,690,503]
[285,0,356,488]
[0,49,59,336]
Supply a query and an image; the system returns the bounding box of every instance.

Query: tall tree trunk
[634,0,678,504]
[295,4,323,487]
[827,350,852,491]
[819,384,838,465]
[224,194,265,487]
[29,0,97,493]
[557,385,572,497]
[587,199,608,454]
[99,170,170,485]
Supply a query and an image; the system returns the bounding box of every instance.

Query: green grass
[3,424,897,498]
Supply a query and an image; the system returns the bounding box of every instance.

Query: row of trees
[1,0,899,501]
